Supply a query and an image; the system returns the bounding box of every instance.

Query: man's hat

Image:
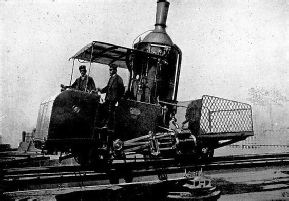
[109,64,118,70]
[79,65,86,71]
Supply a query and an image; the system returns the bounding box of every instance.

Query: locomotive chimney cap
[158,0,169,3]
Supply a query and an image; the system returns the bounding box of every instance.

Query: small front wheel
[74,153,89,166]
[199,146,214,162]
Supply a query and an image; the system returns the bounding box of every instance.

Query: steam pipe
[173,44,182,101]
[125,50,132,96]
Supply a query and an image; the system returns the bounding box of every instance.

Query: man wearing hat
[62,65,96,92]
[97,64,125,129]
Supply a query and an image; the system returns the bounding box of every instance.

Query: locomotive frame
[34,0,254,169]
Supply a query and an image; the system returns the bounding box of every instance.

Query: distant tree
[247,87,286,107]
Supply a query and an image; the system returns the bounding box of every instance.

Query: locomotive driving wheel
[89,147,112,170]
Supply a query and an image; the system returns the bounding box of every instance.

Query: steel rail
[2,153,289,193]
[3,152,289,175]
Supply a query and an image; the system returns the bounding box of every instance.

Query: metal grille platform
[184,95,253,135]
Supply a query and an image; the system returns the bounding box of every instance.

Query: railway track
[2,152,289,192]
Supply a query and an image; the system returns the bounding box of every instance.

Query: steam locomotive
[34,0,254,168]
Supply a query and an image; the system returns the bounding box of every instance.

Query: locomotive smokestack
[141,0,173,46]
[155,0,170,30]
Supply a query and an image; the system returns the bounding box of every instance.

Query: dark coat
[101,74,125,102]
[71,75,96,92]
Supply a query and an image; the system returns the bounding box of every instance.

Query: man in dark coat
[98,64,125,129]
[71,65,96,92]
[61,65,96,92]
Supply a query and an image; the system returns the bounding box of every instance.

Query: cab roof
[70,41,166,69]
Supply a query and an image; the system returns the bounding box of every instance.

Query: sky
[1,0,288,147]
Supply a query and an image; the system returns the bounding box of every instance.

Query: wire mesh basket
[182,95,253,135]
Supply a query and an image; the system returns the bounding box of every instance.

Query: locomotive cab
[34,40,180,166]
